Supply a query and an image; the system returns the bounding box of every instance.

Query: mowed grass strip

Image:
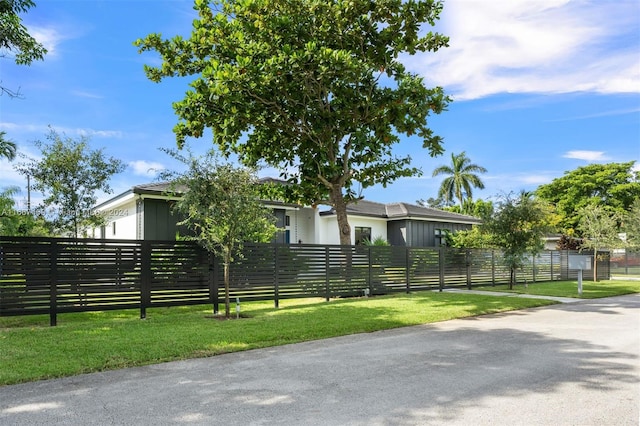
[475,279,640,299]
[0,292,555,385]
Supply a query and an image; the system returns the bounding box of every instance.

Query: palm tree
[0,131,18,161]
[432,151,487,207]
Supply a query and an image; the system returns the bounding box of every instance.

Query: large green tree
[135,0,450,245]
[483,192,550,289]
[432,151,487,207]
[0,131,17,161]
[536,162,640,234]
[0,0,47,97]
[15,129,125,237]
[162,149,277,318]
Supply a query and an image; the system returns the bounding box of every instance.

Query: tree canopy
[15,130,125,237]
[536,162,640,235]
[0,186,49,236]
[577,204,623,281]
[622,199,640,249]
[135,0,450,245]
[483,192,550,288]
[432,151,487,207]
[0,131,17,161]
[0,0,47,97]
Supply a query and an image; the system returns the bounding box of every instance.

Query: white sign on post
[568,255,592,296]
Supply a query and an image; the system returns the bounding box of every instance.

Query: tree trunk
[509,268,514,290]
[330,186,351,246]
[592,250,598,282]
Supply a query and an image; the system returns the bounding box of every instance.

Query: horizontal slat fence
[0,236,609,325]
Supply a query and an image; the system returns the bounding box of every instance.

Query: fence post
[325,246,330,302]
[438,247,445,292]
[209,252,219,315]
[140,241,151,319]
[405,247,411,293]
[465,250,472,289]
[368,246,373,296]
[116,247,122,288]
[274,245,279,309]
[49,240,58,326]
[491,250,496,286]
[625,250,629,275]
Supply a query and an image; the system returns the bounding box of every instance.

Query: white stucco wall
[289,207,316,244]
[91,194,138,239]
[317,215,387,245]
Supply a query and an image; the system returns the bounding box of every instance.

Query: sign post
[568,255,592,296]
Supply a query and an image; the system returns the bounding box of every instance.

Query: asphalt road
[1,294,638,425]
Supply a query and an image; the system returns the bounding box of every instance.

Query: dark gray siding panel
[387,220,408,246]
[143,199,183,240]
[389,220,474,247]
[272,209,287,244]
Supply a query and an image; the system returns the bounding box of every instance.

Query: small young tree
[483,192,549,289]
[162,149,277,318]
[15,129,125,237]
[577,204,623,281]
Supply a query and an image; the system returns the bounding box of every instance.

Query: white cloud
[71,90,103,99]
[75,128,123,138]
[562,150,609,161]
[0,123,122,139]
[129,160,165,177]
[407,0,640,99]
[29,26,64,57]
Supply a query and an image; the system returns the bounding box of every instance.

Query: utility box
[568,255,592,270]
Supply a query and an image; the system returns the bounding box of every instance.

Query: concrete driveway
[1,294,638,425]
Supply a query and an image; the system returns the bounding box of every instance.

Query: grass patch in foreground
[0,292,555,385]
[475,279,640,299]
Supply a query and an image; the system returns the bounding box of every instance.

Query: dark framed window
[355,226,372,245]
[434,229,447,247]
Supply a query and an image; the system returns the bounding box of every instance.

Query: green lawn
[474,279,640,299]
[0,292,556,385]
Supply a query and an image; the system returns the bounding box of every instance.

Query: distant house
[92,182,481,247]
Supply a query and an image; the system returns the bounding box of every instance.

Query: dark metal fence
[0,236,610,325]
[610,250,640,277]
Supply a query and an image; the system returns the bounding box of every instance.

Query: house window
[285,215,290,226]
[355,226,371,245]
[434,229,447,247]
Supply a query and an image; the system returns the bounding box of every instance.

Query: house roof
[132,182,186,195]
[95,181,300,210]
[319,199,482,224]
[96,180,481,225]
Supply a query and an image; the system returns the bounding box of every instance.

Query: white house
[92,182,481,247]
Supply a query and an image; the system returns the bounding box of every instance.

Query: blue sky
[1,0,639,209]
